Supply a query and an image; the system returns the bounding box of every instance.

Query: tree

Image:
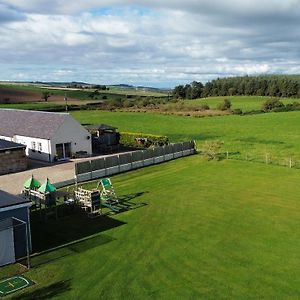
[191,81,203,99]
[41,91,50,102]
[184,84,192,99]
[172,85,185,99]
[228,87,236,96]
[173,75,300,100]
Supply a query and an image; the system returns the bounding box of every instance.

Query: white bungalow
[0,109,92,162]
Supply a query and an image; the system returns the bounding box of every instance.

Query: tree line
[173,75,300,99]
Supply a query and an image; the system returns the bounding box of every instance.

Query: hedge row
[120,132,169,148]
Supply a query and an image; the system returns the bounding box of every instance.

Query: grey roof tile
[0,190,30,209]
[0,139,26,151]
[0,109,68,139]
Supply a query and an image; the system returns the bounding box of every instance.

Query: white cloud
[0,1,300,86]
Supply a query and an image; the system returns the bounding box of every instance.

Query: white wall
[50,115,91,161]
[0,135,13,141]
[1,115,91,162]
[14,135,51,162]
[0,135,51,161]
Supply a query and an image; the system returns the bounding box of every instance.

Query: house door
[0,227,15,267]
[56,143,72,159]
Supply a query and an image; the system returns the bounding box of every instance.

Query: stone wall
[0,149,27,175]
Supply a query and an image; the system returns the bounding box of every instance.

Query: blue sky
[0,0,300,87]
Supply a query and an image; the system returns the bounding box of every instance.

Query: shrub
[232,108,243,115]
[106,99,123,109]
[217,99,231,111]
[201,140,224,160]
[122,99,134,108]
[120,132,169,148]
[261,98,284,112]
[199,104,210,111]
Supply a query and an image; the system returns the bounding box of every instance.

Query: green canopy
[24,175,41,190]
[38,178,56,194]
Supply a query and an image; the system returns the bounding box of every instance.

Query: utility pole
[64,93,68,112]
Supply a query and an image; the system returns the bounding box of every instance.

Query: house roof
[0,139,26,152]
[0,190,31,209]
[88,124,118,131]
[0,109,69,139]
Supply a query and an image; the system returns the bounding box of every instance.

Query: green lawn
[182,96,299,112]
[71,110,300,162]
[9,157,300,299]
[2,107,300,298]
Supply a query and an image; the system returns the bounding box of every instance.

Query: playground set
[74,177,121,217]
[22,175,122,219]
[22,176,58,220]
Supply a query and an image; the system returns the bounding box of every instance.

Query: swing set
[97,178,119,212]
[74,177,120,215]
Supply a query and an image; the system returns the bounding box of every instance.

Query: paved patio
[0,150,135,195]
[0,159,76,195]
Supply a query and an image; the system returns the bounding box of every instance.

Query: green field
[106,86,168,97]
[7,157,300,299]
[0,103,61,110]
[181,96,299,112]
[2,108,300,299]
[71,110,300,162]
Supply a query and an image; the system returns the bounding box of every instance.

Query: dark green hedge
[120,132,169,148]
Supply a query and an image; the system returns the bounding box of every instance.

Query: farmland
[1,99,300,299]
[71,110,300,162]
[2,84,299,118]
[182,96,299,112]
[0,83,168,105]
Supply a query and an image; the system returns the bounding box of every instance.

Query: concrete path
[0,152,128,195]
[0,160,76,195]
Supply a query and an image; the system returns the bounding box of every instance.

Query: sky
[0,0,300,88]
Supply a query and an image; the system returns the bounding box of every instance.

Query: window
[38,142,42,152]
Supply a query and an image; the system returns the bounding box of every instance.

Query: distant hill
[109,84,170,93]
[0,81,169,93]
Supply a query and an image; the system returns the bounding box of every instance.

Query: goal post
[0,217,30,269]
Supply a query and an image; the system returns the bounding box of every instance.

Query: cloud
[0,3,26,23]
[0,1,300,86]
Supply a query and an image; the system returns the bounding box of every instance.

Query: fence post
[226,151,229,159]
[104,157,107,176]
[141,150,144,167]
[265,153,268,165]
[89,160,92,179]
[290,157,292,168]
